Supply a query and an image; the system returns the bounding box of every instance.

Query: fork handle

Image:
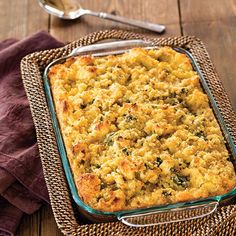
[86,10,165,33]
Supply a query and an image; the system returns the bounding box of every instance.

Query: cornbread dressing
[48,47,236,212]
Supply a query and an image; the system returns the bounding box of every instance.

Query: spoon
[38,0,165,33]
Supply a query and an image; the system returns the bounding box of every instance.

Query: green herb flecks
[155,157,163,167]
[172,174,189,188]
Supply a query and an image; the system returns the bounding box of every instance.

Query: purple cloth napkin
[0,31,63,235]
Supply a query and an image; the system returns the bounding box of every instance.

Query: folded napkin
[0,31,63,236]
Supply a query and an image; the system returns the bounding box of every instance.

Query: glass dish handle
[69,39,153,57]
[118,201,218,227]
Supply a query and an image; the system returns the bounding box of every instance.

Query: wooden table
[1,0,235,235]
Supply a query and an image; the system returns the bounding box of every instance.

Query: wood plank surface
[0,0,48,40]
[1,0,235,235]
[0,0,49,235]
[40,205,63,236]
[17,210,40,236]
[50,0,181,42]
[180,0,236,111]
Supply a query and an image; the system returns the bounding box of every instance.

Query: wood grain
[0,0,48,40]
[0,0,50,234]
[50,0,181,42]
[40,205,63,236]
[6,1,236,235]
[180,0,236,111]
[17,210,40,236]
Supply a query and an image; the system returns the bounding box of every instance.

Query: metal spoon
[38,0,165,33]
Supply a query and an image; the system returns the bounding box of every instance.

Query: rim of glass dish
[43,43,236,218]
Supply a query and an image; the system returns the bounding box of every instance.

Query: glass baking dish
[43,39,236,227]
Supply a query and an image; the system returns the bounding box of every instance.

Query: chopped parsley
[125,114,137,122]
[155,157,163,167]
[172,174,189,188]
[162,191,172,197]
[122,148,131,155]
[80,103,87,109]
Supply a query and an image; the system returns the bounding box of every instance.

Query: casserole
[43,40,236,226]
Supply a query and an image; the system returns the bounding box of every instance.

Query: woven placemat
[21,30,236,236]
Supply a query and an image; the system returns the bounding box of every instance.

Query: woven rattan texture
[21,30,236,236]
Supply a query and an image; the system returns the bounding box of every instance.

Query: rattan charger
[21,30,236,236]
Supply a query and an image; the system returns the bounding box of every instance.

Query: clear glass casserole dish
[43,40,236,227]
